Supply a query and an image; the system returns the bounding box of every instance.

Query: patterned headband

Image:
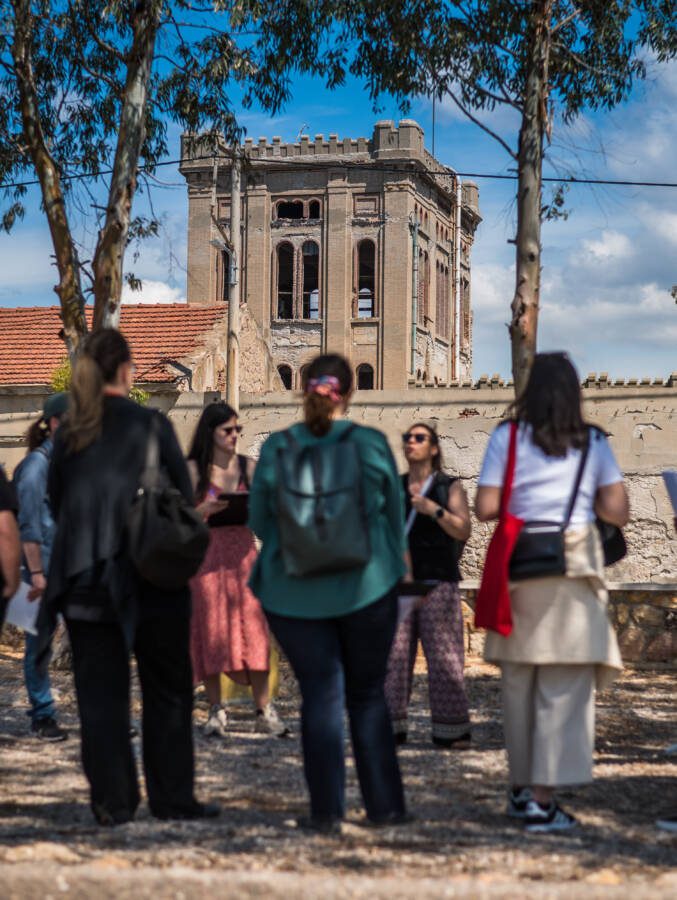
[305,375,343,404]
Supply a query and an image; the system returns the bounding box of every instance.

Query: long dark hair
[510,352,587,456]
[408,422,444,472]
[62,329,132,454]
[187,402,239,497]
[302,354,353,437]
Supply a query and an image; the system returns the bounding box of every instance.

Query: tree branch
[446,89,518,159]
[92,0,163,329]
[10,0,87,355]
[551,6,581,36]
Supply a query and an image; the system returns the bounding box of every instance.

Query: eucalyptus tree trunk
[510,0,552,396]
[11,0,87,360]
[92,1,162,330]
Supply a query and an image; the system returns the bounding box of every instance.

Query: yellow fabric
[220,642,280,701]
[483,525,622,690]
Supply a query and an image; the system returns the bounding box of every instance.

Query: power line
[1,153,676,191]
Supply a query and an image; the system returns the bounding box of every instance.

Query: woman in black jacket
[384,422,472,748]
[37,329,218,826]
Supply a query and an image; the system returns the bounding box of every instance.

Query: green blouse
[248,419,406,619]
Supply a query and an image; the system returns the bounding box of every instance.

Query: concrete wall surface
[235,383,677,585]
[2,381,677,586]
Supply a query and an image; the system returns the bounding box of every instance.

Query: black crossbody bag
[509,433,590,582]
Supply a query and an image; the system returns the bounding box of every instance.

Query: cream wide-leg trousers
[500,662,596,787]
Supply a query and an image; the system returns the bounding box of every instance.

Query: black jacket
[37,396,193,657]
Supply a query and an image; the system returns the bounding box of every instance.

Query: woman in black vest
[385,422,472,747]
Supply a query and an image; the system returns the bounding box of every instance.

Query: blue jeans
[24,631,56,722]
[266,591,405,821]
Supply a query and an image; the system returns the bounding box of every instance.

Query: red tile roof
[0,304,228,385]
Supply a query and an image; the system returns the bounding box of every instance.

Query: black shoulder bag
[509,435,590,582]
[128,415,210,590]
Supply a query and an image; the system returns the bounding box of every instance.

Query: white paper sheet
[4,582,39,635]
[661,470,677,515]
[405,474,435,535]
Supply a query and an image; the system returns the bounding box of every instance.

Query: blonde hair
[62,329,131,454]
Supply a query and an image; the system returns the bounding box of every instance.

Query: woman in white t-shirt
[476,353,629,834]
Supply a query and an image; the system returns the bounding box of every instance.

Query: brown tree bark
[510,0,553,396]
[11,0,88,359]
[92,1,162,331]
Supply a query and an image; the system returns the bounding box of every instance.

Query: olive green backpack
[275,424,371,576]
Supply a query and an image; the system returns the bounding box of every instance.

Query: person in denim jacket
[14,392,69,741]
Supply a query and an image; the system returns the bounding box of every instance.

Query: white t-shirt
[478,423,623,528]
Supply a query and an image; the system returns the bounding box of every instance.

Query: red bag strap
[499,421,518,518]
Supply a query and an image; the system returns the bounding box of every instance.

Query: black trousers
[66,613,196,823]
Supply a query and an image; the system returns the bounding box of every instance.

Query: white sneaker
[656,814,677,833]
[255,703,290,737]
[507,787,533,818]
[204,704,228,738]
[524,799,578,833]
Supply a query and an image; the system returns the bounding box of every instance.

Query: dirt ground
[0,634,675,899]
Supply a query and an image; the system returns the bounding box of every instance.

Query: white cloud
[121,280,186,304]
[581,230,632,261]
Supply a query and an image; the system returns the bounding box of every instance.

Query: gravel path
[0,634,675,898]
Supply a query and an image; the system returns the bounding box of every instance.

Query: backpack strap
[563,429,591,528]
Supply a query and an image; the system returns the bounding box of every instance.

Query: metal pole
[454,179,462,382]
[432,93,436,159]
[226,152,241,408]
[409,214,419,377]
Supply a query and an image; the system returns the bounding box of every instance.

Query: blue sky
[1,60,675,381]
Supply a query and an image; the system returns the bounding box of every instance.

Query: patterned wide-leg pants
[385,581,471,741]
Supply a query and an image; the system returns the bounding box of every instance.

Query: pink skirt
[189,525,270,685]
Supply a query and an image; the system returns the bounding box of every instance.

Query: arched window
[221,250,231,303]
[302,241,320,319]
[276,200,304,220]
[299,364,310,389]
[277,365,292,390]
[276,243,294,319]
[308,199,321,218]
[356,364,374,390]
[356,240,375,318]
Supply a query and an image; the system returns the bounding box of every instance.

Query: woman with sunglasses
[187,403,288,738]
[385,423,472,748]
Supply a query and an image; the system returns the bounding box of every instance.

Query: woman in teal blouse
[248,353,409,833]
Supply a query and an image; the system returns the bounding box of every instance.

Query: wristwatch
[433,506,445,520]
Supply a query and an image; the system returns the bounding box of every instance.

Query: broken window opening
[277,365,292,390]
[357,240,375,318]
[276,200,304,220]
[276,242,294,319]
[221,250,231,303]
[356,364,374,390]
[301,241,320,319]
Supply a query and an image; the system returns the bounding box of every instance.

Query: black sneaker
[296,815,342,835]
[524,799,577,833]
[154,801,221,821]
[507,787,533,819]
[31,717,68,742]
[363,811,415,828]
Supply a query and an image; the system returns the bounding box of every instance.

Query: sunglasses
[402,432,429,444]
[222,425,243,435]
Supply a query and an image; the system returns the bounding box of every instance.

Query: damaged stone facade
[180,120,481,391]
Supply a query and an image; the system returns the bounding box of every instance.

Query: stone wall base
[459,584,676,667]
